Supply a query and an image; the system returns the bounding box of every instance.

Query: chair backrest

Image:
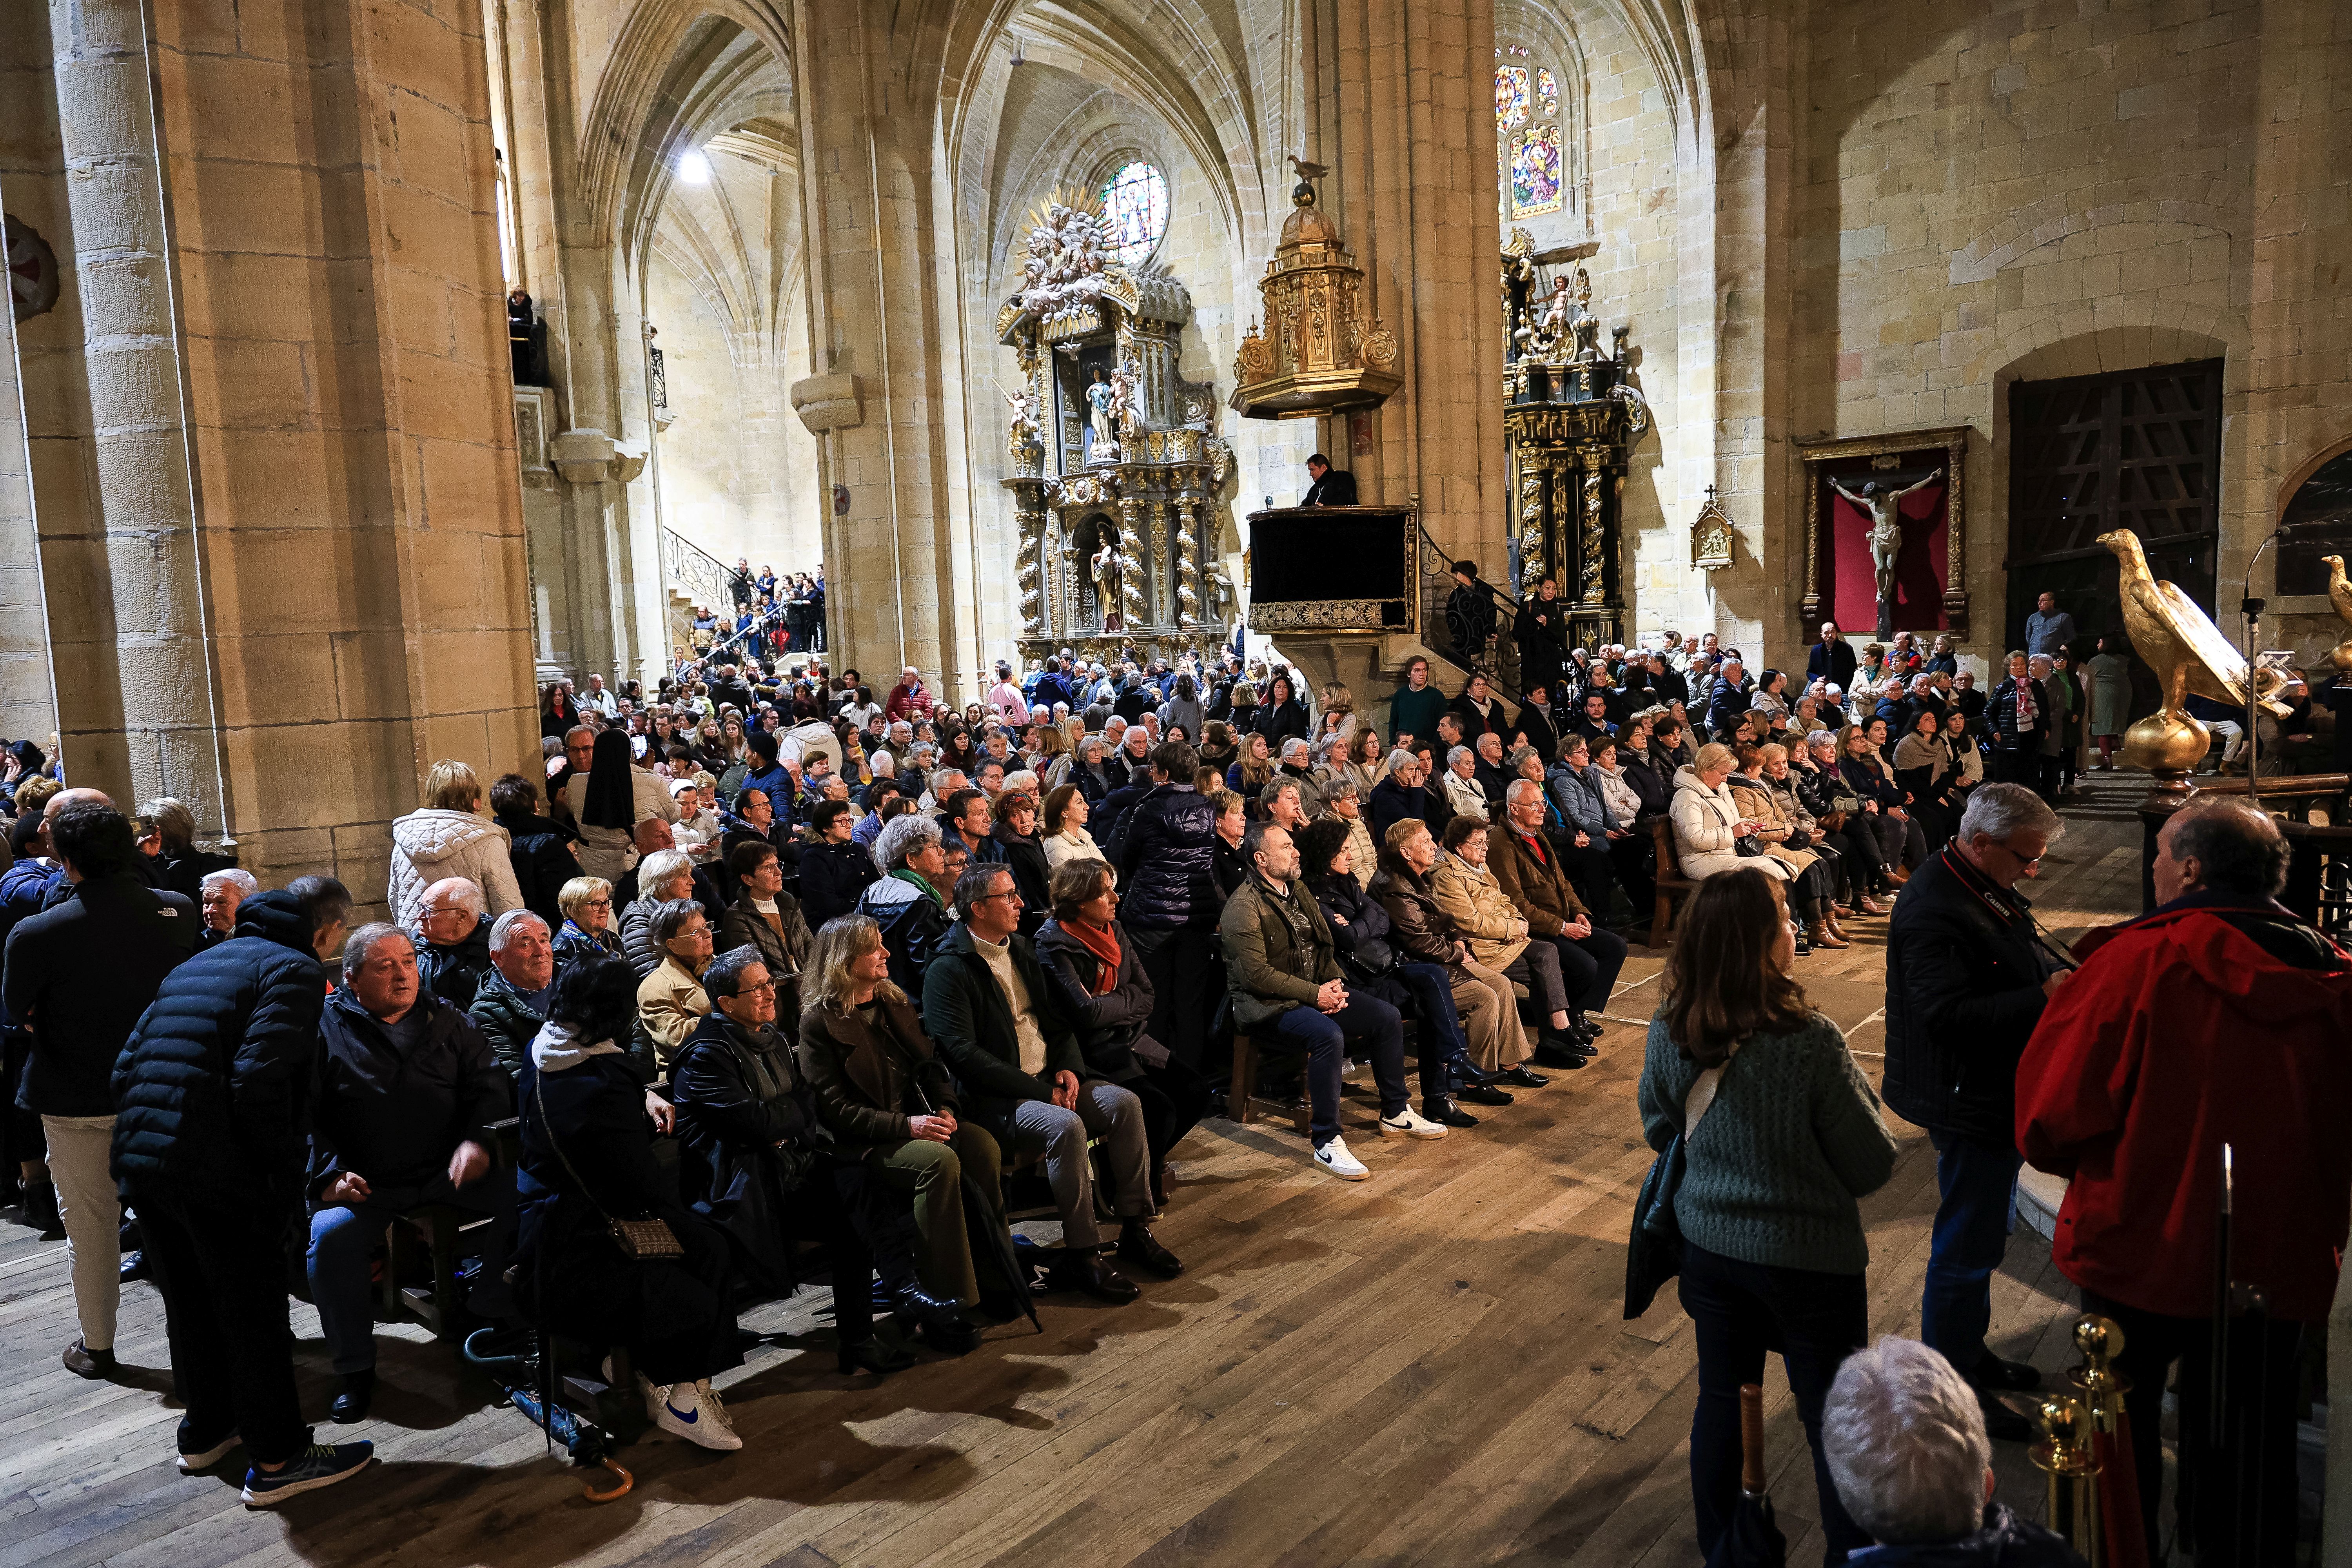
[1650,815,1682,876]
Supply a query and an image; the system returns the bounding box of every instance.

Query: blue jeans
[1267,992,1408,1145]
[1679,1242,1871,1565]
[1921,1129,2021,1381]
[1383,961,1472,1096]
[307,1171,518,1375]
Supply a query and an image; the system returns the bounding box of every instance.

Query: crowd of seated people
[9,622,2313,1546]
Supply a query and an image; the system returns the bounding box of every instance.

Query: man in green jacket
[922,864,1178,1300]
[1387,655,1450,753]
[1218,822,1439,1181]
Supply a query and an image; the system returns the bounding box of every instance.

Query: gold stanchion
[2030,1394,2104,1564]
[2070,1315,2132,1429]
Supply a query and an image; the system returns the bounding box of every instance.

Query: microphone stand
[2241,527,2288,807]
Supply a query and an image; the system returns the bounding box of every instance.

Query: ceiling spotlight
[678,148,712,185]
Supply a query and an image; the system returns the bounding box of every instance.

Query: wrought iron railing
[662,527,737,615]
[1414,522,1523,701]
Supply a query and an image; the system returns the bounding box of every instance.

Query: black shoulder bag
[531,1069,685,1262]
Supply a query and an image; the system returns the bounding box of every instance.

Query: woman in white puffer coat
[1669,742,1791,884]
[388,760,526,926]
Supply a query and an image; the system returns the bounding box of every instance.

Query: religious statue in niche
[1090,535,1125,631]
[1085,369,1117,459]
[1830,468,1944,639]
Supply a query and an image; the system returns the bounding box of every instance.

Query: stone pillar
[3,0,537,904]
[1307,0,1509,563]
[795,0,982,699]
[0,241,58,744]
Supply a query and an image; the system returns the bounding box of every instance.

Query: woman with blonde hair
[1316,681,1358,746]
[635,900,716,1071]
[388,757,524,926]
[796,915,1009,1348]
[1728,743,1845,951]
[1638,867,1895,1561]
[552,875,622,966]
[1670,742,1793,886]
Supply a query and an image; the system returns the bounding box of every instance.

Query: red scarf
[1063,918,1123,995]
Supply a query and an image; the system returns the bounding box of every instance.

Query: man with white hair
[1822,1338,2083,1564]
[468,909,555,1078]
[197,867,259,951]
[886,665,934,722]
[1884,783,2067,1443]
[308,922,515,1422]
[413,876,493,1009]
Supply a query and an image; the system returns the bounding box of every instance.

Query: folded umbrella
[1706,1383,1787,1568]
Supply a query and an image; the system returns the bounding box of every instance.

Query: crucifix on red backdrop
[1830,468,1944,639]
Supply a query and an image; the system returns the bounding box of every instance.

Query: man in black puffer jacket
[112,876,373,1490]
[490,773,584,928]
[1114,741,1220,1071]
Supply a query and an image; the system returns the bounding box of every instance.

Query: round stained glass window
[1099,162,1169,266]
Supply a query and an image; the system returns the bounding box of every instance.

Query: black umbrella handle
[1740,1383,1766,1495]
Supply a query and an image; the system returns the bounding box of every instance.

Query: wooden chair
[1229,1031,1312,1136]
[1649,817,1697,944]
[382,1205,477,1339]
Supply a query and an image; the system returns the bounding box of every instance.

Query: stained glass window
[1510,125,1563,218]
[1537,67,1558,116]
[1098,162,1168,265]
[1495,66,1529,131]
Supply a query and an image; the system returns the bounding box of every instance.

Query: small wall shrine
[997,197,1236,662]
[1499,229,1650,649]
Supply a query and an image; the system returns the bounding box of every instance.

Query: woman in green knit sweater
[1639,867,1898,1565]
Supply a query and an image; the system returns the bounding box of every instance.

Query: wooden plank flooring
[0,777,2149,1568]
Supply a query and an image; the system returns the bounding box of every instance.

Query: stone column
[0,235,58,744]
[1307,0,1509,563]
[4,0,537,904]
[793,0,982,700]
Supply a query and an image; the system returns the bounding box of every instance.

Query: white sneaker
[652,1377,743,1450]
[1313,1136,1370,1180]
[1378,1105,1450,1140]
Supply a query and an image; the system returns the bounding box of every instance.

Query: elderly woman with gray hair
[197,867,260,951]
[855,811,955,991]
[1822,1338,2083,1564]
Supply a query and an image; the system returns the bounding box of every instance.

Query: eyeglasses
[736,979,779,995]
[971,889,1023,905]
[583,898,612,909]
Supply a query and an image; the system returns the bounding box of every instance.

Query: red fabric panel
[1826,484,1948,633]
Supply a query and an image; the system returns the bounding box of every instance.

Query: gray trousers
[1006,1082,1151,1249]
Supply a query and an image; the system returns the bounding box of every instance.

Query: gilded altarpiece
[1499,233,1649,650]
[997,200,1235,664]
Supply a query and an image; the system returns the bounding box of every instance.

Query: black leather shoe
[920,1316,980,1356]
[119,1249,148,1284]
[1496,1064,1550,1088]
[1116,1223,1183,1278]
[1454,1081,1514,1107]
[1981,1396,2034,1444]
[62,1340,117,1379]
[1421,1095,1479,1129]
[1448,1056,1508,1089]
[1047,1252,1140,1304]
[330,1370,374,1424]
[838,1336,918,1376]
[1975,1356,2043,1393]
[891,1283,968,1330]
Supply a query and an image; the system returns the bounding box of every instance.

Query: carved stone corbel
[789,372,864,434]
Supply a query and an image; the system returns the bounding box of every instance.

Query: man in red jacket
[2017,798,2352,1558]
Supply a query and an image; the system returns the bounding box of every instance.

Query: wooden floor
[0,776,2149,1568]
